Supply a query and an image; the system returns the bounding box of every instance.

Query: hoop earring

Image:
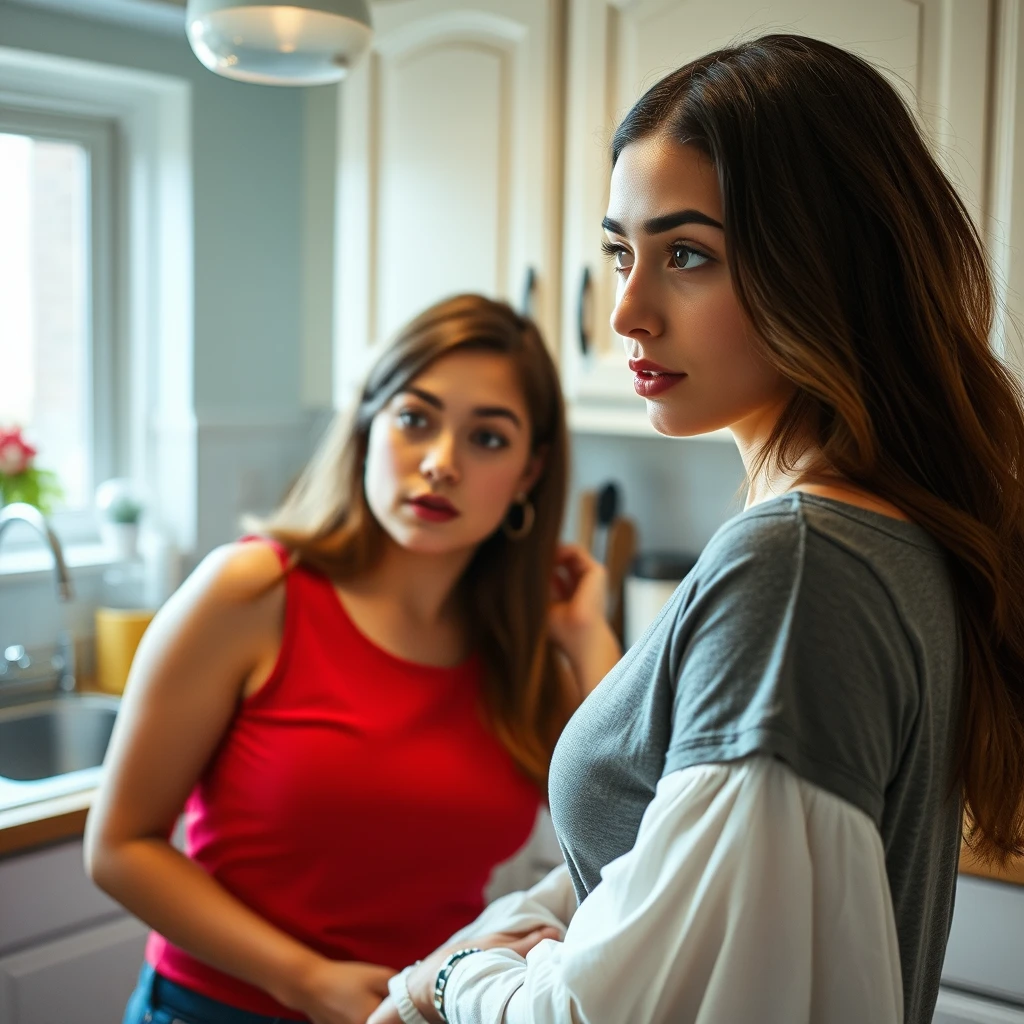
[503,493,535,540]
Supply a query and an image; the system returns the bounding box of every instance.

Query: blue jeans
[123,962,299,1024]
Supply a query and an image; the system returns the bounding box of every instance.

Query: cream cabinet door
[989,1,1024,379]
[334,0,562,406]
[0,917,147,1024]
[561,0,992,431]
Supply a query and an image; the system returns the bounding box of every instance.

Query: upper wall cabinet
[334,0,563,406]
[560,0,993,430]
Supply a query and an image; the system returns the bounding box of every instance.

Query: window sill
[0,543,118,584]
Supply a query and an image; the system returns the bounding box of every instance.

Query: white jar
[624,552,698,649]
[100,520,139,562]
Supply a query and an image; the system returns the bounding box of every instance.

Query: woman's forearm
[88,837,325,1013]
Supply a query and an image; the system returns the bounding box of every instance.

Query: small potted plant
[95,479,144,561]
[0,426,63,514]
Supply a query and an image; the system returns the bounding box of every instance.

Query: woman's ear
[519,447,547,494]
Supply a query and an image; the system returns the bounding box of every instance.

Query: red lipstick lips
[628,358,687,399]
[407,494,459,523]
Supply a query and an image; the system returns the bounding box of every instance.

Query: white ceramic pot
[101,521,139,562]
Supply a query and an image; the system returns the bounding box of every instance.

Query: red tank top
[146,540,541,1018]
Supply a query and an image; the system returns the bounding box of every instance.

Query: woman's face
[364,349,541,555]
[604,136,793,438]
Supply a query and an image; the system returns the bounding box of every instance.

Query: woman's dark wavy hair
[612,34,1024,862]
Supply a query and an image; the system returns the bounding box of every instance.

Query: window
[0,108,117,531]
[0,48,195,563]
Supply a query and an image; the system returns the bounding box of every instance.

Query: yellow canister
[94,607,155,694]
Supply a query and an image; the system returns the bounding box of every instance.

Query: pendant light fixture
[186,0,372,86]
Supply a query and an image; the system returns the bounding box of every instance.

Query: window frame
[0,45,196,576]
[0,105,120,545]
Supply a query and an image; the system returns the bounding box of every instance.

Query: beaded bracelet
[433,947,482,1023]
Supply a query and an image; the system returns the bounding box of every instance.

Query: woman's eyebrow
[602,208,724,235]
[404,388,522,429]
[405,386,443,409]
[474,406,522,428]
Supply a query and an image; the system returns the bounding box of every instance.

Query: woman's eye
[397,408,428,430]
[669,244,711,270]
[472,429,509,450]
[601,241,634,275]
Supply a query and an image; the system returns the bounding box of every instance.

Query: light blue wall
[567,433,747,558]
[0,1,305,420]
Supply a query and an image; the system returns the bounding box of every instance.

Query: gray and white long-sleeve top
[402,493,963,1024]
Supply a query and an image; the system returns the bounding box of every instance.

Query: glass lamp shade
[185,0,372,86]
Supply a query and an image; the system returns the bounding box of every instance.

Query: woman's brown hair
[612,34,1024,862]
[253,294,572,788]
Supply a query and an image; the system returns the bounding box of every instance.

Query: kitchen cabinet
[337,0,1019,435]
[934,988,1024,1023]
[334,0,563,406]
[0,917,147,1024]
[941,875,1024,1007]
[931,874,1024,1023]
[0,838,146,1024]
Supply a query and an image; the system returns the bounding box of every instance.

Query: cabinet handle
[520,266,537,319]
[577,266,591,355]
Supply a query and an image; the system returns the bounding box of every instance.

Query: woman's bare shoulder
[172,540,289,629]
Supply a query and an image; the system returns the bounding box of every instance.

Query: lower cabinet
[0,838,147,1024]
[0,916,147,1024]
[933,874,1024,1023]
[935,988,1024,1023]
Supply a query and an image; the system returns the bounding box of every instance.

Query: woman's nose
[610,268,665,341]
[420,433,459,484]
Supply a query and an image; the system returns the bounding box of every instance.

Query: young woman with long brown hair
[84,294,620,1024]
[376,35,1024,1024]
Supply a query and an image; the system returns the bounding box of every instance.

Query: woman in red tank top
[85,295,622,1024]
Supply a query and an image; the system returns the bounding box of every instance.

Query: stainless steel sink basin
[0,693,121,810]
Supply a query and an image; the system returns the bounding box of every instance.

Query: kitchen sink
[0,693,121,811]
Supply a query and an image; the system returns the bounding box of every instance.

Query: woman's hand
[548,543,608,648]
[292,958,394,1024]
[366,927,560,1024]
[547,544,622,699]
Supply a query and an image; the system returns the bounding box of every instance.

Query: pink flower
[0,427,37,477]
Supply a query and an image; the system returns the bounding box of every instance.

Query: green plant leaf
[0,468,65,517]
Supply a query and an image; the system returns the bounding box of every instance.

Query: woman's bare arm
[83,543,391,1022]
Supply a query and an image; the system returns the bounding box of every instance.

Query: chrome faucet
[0,503,74,600]
[0,502,76,692]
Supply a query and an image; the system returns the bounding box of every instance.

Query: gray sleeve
[663,508,919,825]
